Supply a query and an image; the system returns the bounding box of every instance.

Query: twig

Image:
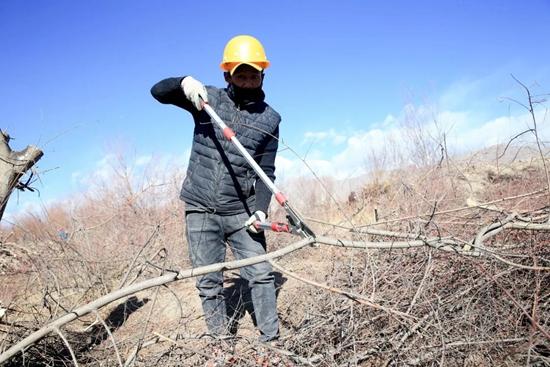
[510,75,550,208]
[406,251,432,314]
[128,252,166,366]
[124,336,163,367]
[92,310,123,367]
[383,311,436,367]
[151,332,213,359]
[277,138,356,228]
[474,262,550,341]
[490,253,550,271]
[270,261,414,321]
[54,327,79,367]
[527,256,541,366]
[354,189,546,228]
[403,337,527,351]
[254,338,323,366]
[497,129,535,160]
[118,225,160,289]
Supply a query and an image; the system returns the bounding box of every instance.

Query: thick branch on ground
[0,130,43,220]
[473,213,518,248]
[0,237,315,364]
[473,213,550,247]
[3,212,549,363]
[314,235,479,255]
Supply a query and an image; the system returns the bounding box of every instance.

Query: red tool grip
[271,222,290,232]
[223,127,235,140]
[275,192,287,206]
[254,221,290,233]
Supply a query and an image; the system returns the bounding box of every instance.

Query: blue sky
[2,0,549,220]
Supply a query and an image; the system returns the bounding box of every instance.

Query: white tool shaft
[203,103,282,199]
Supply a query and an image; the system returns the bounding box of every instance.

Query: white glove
[245,211,266,234]
[181,76,208,110]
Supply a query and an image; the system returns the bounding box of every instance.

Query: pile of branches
[279,227,549,366]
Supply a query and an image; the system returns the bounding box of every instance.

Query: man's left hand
[245,211,266,233]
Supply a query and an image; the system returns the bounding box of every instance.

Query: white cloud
[135,154,153,166]
[439,78,485,110]
[71,170,82,183]
[277,100,549,183]
[44,151,189,215]
[279,128,391,180]
[274,155,296,173]
[2,196,55,224]
[70,153,117,188]
[451,109,549,151]
[303,129,347,145]
[381,114,397,127]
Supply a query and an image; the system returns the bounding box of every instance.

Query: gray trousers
[185,211,279,342]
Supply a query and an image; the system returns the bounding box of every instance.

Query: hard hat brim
[229,62,264,75]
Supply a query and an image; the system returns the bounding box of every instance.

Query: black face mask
[227,83,265,107]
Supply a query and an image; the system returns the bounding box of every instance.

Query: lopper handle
[254,221,290,233]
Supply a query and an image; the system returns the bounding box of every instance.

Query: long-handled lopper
[201,101,315,239]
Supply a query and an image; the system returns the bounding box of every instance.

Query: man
[151,35,280,343]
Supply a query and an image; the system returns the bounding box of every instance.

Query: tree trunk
[0,130,43,221]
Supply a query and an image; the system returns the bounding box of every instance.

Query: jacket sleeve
[254,126,279,214]
[150,77,195,112]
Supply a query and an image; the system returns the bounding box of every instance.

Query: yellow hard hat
[220,35,270,75]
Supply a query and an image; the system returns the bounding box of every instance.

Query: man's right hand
[181,76,208,110]
[245,211,267,234]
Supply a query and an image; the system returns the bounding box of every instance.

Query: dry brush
[1,82,549,366]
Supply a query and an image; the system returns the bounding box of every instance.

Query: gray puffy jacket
[151,77,280,215]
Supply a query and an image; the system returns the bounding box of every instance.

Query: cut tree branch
[0,237,315,364]
[0,130,43,220]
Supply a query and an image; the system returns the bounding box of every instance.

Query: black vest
[180,86,281,215]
